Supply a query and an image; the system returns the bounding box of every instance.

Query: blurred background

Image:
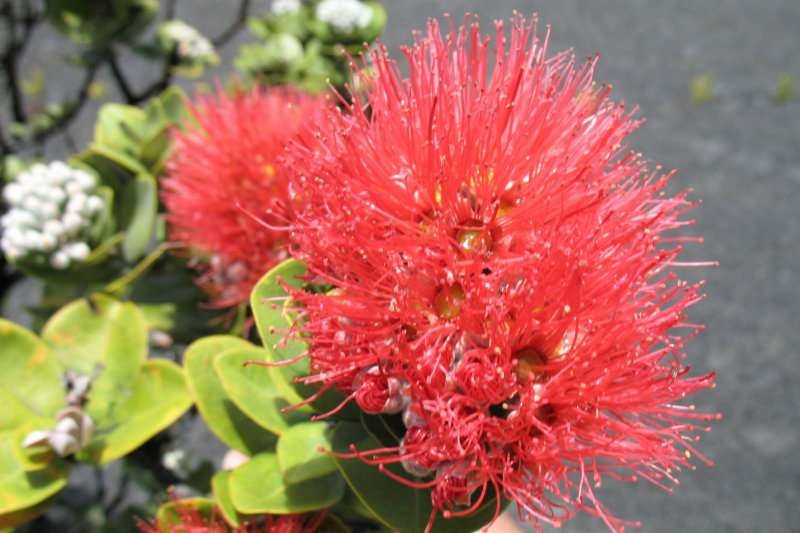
[3,0,798,531]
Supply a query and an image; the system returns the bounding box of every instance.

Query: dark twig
[131,48,177,105]
[0,0,24,120]
[1,62,99,155]
[1,0,42,123]
[107,50,136,103]
[108,44,178,106]
[28,62,97,142]
[211,0,252,48]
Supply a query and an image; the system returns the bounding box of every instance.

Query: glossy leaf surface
[214,348,309,435]
[250,259,359,421]
[120,173,158,262]
[41,295,147,424]
[183,336,277,456]
[211,470,239,528]
[276,421,337,484]
[0,320,63,420]
[331,423,508,533]
[0,437,69,516]
[79,359,192,464]
[229,453,344,514]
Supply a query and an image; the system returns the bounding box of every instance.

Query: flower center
[434,283,465,319]
[455,220,493,254]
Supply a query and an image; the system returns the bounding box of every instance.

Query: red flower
[162,85,329,309]
[281,14,717,532]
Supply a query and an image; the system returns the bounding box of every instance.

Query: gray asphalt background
[5,1,799,532]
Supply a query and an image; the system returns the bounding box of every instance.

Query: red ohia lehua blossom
[279,14,718,532]
[162,85,329,310]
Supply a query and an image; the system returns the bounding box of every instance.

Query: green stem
[102,244,167,296]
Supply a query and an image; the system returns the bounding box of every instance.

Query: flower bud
[2,182,23,203]
[271,0,301,15]
[48,432,79,457]
[316,0,373,33]
[65,242,90,261]
[50,250,70,269]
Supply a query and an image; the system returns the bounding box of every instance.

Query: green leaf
[214,348,310,436]
[211,470,239,528]
[366,3,387,38]
[82,142,148,180]
[331,423,509,533]
[12,424,60,472]
[120,173,157,262]
[0,386,41,435]
[78,358,192,464]
[45,0,158,46]
[0,494,58,529]
[0,436,69,516]
[155,497,216,528]
[41,295,148,425]
[94,104,147,154]
[360,411,405,450]
[276,421,337,484]
[229,452,344,514]
[251,259,359,421]
[250,258,308,362]
[0,320,63,420]
[135,124,171,175]
[183,336,278,456]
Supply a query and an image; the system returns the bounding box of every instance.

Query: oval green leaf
[250,258,308,364]
[211,470,239,528]
[331,423,508,533]
[154,497,217,528]
[94,103,147,152]
[41,295,148,425]
[0,493,58,529]
[120,173,157,262]
[250,260,358,421]
[183,336,277,456]
[0,436,69,516]
[78,358,192,464]
[214,348,310,435]
[276,421,337,484]
[12,423,61,472]
[0,320,63,419]
[0,386,41,436]
[83,141,148,180]
[229,453,344,514]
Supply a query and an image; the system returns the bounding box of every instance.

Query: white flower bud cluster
[22,406,94,457]
[1,161,105,269]
[271,0,302,16]
[162,20,216,60]
[316,0,373,33]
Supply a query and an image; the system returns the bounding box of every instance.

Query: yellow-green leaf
[0,436,69,516]
[277,421,337,484]
[183,336,277,456]
[211,470,239,528]
[41,295,148,425]
[214,348,310,435]
[0,320,63,419]
[229,453,343,514]
[250,260,359,421]
[78,359,192,464]
[154,497,216,528]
